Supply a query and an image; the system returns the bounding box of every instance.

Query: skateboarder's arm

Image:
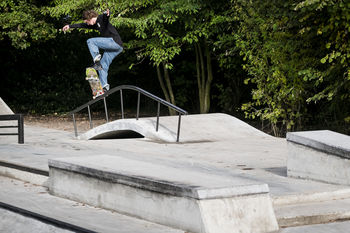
[69,23,93,29]
[62,23,93,31]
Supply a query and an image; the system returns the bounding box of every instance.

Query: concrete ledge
[49,155,278,233]
[287,130,350,185]
[48,155,269,200]
[287,130,350,159]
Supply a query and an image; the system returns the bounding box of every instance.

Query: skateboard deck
[86,67,104,99]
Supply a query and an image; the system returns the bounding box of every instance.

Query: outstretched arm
[62,23,91,32]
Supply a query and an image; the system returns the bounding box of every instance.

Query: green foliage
[1,0,348,135]
[296,0,350,110]
[114,0,201,68]
[231,0,350,136]
[0,0,56,49]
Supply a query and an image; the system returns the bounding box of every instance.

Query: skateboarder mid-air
[62,9,123,92]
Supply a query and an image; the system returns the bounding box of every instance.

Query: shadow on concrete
[265,167,287,177]
[90,130,144,140]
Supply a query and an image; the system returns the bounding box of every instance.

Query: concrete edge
[286,131,350,159]
[0,160,49,176]
[0,160,49,186]
[0,202,95,233]
[272,188,350,206]
[48,159,269,200]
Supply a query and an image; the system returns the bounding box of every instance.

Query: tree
[0,0,56,49]
[295,0,350,124]
[114,0,199,114]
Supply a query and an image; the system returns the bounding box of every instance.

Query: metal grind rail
[69,85,188,142]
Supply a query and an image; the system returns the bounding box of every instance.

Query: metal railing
[0,114,24,144]
[69,85,188,142]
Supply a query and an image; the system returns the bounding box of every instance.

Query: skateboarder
[62,9,123,92]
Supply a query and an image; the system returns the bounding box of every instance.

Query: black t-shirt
[69,13,123,47]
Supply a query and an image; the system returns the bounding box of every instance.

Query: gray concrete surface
[288,142,350,185]
[49,155,278,233]
[275,197,350,227]
[0,176,183,233]
[1,115,349,201]
[0,97,14,115]
[1,113,350,232]
[287,130,350,158]
[79,113,271,142]
[49,154,269,199]
[79,118,178,142]
[277,221,350,233]
[1,208,73,233]
[0,97,16,128]
[287,131,350,185]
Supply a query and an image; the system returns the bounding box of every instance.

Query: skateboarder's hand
[62,25,70,32]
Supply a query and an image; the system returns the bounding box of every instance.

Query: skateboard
[86,67,104,99]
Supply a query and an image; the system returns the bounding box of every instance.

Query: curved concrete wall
[78,113,272,143]
[78,118,177,142]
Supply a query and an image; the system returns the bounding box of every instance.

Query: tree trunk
[195,40,213,113]
[156,63,176,115]
[163,62,176,106]
[156,65,170,102]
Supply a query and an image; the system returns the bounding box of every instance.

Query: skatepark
[1,97,350,233]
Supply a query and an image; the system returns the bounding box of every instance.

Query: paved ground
[0,177,183,233]
[1,113,350,232]
[1,113,349,200]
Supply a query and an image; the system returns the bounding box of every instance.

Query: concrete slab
[287,131,350,185]
[0,176,183,233]
[49,155,278,233]
[275,198,350,227]
[2,114,350,232]
[49,155,269,199]
[1,123,350,202]
[1,208,73,233]
[287,130,350,158]
[277,221,350,233]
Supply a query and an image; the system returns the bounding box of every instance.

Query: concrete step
[0,176,183,233]
[0,160,49,186]
[276,221,350,233]
[275,198,350,228]
[272,188,350,206]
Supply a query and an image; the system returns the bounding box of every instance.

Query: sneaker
[92,61,102,71]
[93,54,101,63]
[103,85,110,93]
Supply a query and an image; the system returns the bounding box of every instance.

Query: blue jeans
[87,37,123,89]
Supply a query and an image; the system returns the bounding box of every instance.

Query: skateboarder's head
[83,10,98,25]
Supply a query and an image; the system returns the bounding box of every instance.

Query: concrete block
[287,130,350,185]
[0,97,16,127]
[0,97,14,115]
[49,155,279,233]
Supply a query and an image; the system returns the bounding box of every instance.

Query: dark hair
[82,10,98,20]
